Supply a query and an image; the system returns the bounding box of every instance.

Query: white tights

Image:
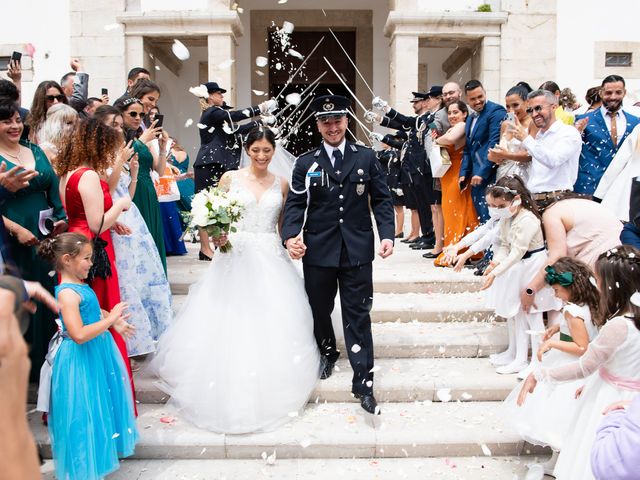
[492,310,544,375]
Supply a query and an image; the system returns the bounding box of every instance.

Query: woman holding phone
[114,96,168,272]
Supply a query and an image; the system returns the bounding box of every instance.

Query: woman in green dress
[169,139,195,226]
[0,101,67,379]
[114,96,168,273]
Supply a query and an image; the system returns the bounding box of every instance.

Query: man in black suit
[281,95,395,414]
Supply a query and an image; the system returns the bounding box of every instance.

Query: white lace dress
[502,303,599,450]
[533,316,640,479]
[150,173,320,434]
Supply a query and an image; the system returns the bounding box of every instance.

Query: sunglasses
[46,94,65,102]
[526,105,546,114]
[127,111,143,118]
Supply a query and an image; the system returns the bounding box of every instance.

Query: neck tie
[608,111,618,146]
[332,148,343,175]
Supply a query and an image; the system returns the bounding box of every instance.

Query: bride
[150,127,320,434]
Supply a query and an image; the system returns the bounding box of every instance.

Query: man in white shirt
[508,89,582,210]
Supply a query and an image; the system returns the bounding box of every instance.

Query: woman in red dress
[56,117,137,413]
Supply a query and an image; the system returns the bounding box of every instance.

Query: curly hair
[595,245,640,330]
[26,80,68,135]
[55,117,121,176]
[547,257,601,326]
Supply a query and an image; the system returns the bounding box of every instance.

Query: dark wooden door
[268,30,357,156]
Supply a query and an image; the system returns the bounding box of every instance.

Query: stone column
[473,36,501,102]
[124,35,146,79]
[208,34,237,106]
[390,34,419,115]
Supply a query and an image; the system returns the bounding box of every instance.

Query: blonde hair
[37,103,78,150]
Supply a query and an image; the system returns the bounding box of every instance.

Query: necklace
[0,146,21,164]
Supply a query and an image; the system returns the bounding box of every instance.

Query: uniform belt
[532,190,571,201]
[522,246,545,260]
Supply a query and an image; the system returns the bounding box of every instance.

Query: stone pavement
[34,242,553,479]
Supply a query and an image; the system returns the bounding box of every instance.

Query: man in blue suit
[459,80,506,221]
[574,75,640,195]
[282,95,395,415]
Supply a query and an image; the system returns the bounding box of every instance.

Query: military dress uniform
[381,102,438,246]
[281,96,395,401]
[193,82,263,193]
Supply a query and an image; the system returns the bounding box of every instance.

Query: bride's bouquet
[189,187,244,253]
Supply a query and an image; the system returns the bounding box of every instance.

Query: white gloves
[364,110,382,124]
[369,132,383,143]
[261,115,277,125]
[259,98,278,115]
[372,96,390,112]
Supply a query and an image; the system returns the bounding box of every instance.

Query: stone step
[167,243,483,295]
[172,291,494,323]
[134,357,519,404]
[42,456,547,479]
[31,402,547,460]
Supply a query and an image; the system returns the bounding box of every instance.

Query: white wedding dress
[150,172,320,434]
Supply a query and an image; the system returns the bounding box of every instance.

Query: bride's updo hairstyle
[244,127,276,150]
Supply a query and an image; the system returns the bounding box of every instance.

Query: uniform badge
[356,184,365,196]
[323,102,334,111]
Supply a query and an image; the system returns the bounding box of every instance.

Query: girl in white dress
[150,127,320,434]
[481,175,560,376]
[518,245,640,480]
[503,256,600,475]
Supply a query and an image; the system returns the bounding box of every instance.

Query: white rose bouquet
[189,187,244,253]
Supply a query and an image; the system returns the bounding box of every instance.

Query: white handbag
[428,143,451,178]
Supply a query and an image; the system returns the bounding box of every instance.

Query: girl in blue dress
[38,233,138,480]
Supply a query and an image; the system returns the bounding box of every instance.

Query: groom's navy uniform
[281,96,395,400]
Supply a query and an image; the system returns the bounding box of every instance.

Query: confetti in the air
[217,59,235,70]
[197,123,207,129]
[589,276,598,287]
[351,344,361,353]
[480,443,492,456]
[252,90,266,96]
[184,118,193,128]
[111,432,120,439]
[631,292,640,307]
[154,65,160,71]
[288,48,304,60]
[256,70,265,76]
[103,23,120,31]
[282,21,295,34]
[278,0,288,4]
[299,438,312,448]
[171,39,190,60]
[436,388,452,403]
[255,56,269,67]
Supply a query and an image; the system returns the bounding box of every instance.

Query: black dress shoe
[394,232,404,239]
[354,393,380,415]
[400,236,419,244]
[198,250,213,261]
[410,241,434,250]
[422,251,442,259]
[320,357,335,380]
[473,257,490,276]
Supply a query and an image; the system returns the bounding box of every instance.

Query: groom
[281,95,395,414]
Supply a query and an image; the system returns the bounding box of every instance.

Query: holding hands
[286,236,307,260]
[212,232,229,248]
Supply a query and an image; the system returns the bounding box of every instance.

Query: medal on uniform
[356,184,365,196]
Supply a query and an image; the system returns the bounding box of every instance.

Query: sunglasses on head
[46,94,65,102]
[127,111,143,118]
[526,105,546,114]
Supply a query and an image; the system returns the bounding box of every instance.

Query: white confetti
[351,344,361,353]
[237,6,244,13]
[103,23,120,31]
[222,122,234,134]
[256,70,265,76]
[480,443,492,456]
[374,406,381,415]
[285,92,302,105]
[197,123,207,129]
[461,392,473,401]
[275,62,283,70]
[438,345,446,354]
[288,48,304,60]
[436,388,452,403]
[200,447,207,455]
[525,330,545,336]
[282,21,295,34]
[111,432,120,439]
[631,292,640,307]
[171,39,190,60]
[299,438,312,448]
[184,118,193,128]
[154,65,160,71]
[217,59,235,70]
[242,109,251,117]
[48,270,56,277]
[525,464,545,480]
[278,0,288,4]
[589,276,598,287]
[366,380,373,388]
[255,56,269,67]
[369,366,381,373]
[252,89,266,96]
[189,85,209,98]
[265,450,277,465]
[208,126,215,133]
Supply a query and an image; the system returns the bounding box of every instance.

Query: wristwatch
[525,288,534,296]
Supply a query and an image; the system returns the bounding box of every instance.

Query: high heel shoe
[199,250,213,261]
[395,232,404,239]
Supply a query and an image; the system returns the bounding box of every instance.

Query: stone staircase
[34,243,551,479]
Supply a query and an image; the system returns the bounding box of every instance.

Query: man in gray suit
[60,58,89,114]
